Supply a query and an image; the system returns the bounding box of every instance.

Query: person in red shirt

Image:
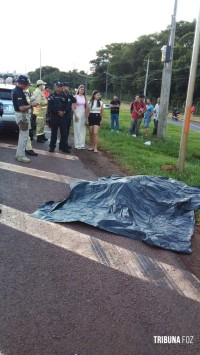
[43,85,50,99]
[131,94,146,137]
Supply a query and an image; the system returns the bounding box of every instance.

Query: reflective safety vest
[32,88,47,117]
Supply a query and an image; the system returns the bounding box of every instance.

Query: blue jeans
[129,118,142,136]
[111,113,119,130]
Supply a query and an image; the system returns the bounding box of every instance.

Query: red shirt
[43,90,50,99]
[132,101,146,119]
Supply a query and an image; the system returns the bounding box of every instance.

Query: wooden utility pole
[157,0,178,138]
[177,7,200,172]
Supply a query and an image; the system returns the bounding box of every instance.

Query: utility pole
[39,48,42,80]
[143,58,150,97]
[177,7,200,172]
[157,0,178,138]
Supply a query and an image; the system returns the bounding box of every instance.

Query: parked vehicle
[0,84,18,132]
[103,104,110,109]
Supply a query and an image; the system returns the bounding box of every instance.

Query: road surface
[0,129,200,355]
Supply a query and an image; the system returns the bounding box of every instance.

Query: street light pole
[177,7,200,172]
[143,58,150,97]
[39,48,42,80]
[157,0,178,139]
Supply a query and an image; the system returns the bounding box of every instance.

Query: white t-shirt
[154,103,160,121]
[88,100,103,113]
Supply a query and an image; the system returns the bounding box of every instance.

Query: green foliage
[89,20,199,106]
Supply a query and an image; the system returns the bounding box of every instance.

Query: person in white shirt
[87,90,104,153]
[153,97,160,135]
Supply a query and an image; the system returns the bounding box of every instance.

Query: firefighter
[32,80,48,143]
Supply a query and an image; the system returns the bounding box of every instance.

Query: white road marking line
[1,204,200,302]
[0,143,79,161]
[0,162,84,184]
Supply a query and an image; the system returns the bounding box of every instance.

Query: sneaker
[37,137,45,143]
[16,156,30,163]
[132,134,136,137]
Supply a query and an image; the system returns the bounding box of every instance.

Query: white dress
[73,95,86,149]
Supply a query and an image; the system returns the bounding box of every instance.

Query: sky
[1,0,200,76]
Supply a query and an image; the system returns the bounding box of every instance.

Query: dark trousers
[49,115,68,151]
[153,119,158,135]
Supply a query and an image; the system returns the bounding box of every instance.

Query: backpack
[0,102,4,117]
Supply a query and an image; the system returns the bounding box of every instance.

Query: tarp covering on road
[31,175,200,253]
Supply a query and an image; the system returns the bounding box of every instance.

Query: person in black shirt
[48,82,76,153]
[12,75,38,162]
[62,82,76,149]
[110,95,120,132]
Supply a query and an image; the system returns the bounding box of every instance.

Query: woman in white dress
[87,90,104,153]
[73,85,88,149]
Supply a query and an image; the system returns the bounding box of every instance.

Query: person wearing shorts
[143,98,154,136]
[87,90,104,153]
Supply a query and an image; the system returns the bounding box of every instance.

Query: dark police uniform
[63,91,76,147]
[48,89,76,152]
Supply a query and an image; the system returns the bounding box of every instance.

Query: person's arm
[19,102,38,112]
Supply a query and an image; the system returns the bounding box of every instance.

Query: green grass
[96,110,200,186]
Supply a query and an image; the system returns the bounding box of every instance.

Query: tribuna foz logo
[153,336,194,344]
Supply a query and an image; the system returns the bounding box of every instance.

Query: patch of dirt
[161,164,177,171]
[75,147,200,281]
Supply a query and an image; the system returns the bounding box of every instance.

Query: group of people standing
[12,76,104,162]
[129,95,160,137]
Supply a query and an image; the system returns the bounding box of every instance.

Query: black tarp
[31,175,200,253]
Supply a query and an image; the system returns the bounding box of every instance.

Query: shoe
[75,147,82,150]
[37,137,45,143]
[62,149,71,153]
[42,136,48,141]
[132,134,136,137]
[81,147,85,150]
[49,148,55,153]
[94,150,98,153]
[25,149,38,156]
[88,147,94,151]
[16,156,30,163]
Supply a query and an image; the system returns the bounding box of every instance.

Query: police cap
[55,81,63,87]
[17,75,30,85]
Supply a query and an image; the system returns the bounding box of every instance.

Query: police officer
[48,82,76,153]
[12,75,38,162]
[62,82,76,149]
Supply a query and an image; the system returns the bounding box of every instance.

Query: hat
[17,75,30,85]
[36,79,46,86]
[63,82,69,87]
[55,81,63,87]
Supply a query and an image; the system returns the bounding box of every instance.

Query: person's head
[36,79,46,90]
[113,95,118,100]
[157,97,160,104]
[77,84,85,95]
[62,82,70,93]
[17,75,30,90]
[54,81,63,93]
[45,85,50,91]
[146,98,152,105]
[135,95,139,101]
[139,94,145,103]
[91,90,101,101]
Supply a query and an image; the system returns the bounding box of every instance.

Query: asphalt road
[0,129,200,355]
[168,117,200,132]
